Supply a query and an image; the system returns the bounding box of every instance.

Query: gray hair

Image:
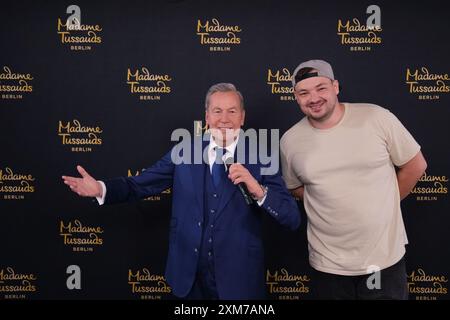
[204,83,245,111]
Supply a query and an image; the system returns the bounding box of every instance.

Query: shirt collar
[208,134,240,160]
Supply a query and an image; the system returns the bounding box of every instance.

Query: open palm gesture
[62,165,102,198]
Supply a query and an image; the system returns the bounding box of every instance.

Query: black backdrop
[0,0,449,300]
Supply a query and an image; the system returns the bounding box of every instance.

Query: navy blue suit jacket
[104,139,300,299]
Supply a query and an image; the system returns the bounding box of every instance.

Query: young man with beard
[280,60,427,299]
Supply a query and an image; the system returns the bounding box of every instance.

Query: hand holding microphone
[223,157,266,205]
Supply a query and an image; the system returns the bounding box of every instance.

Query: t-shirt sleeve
[280,139,303,189]
[382,109,421,166]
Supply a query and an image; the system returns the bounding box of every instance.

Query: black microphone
[223,156,254,205]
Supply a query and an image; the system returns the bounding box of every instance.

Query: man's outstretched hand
[62,165,102,198]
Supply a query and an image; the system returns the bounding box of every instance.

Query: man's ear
[293,91,301,104]
[333,80,340,95]
[205,110,209,127]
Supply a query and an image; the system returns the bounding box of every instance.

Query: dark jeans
[311,256,409,300]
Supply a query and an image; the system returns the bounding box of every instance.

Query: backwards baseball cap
[292,59,335,88]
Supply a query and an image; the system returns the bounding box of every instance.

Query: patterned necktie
[212,147,226,187]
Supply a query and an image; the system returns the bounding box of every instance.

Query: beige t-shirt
[280,103,420,275]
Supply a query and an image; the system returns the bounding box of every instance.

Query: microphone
[223,156,254,205]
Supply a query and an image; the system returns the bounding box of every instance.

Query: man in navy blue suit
[62,83,300,299]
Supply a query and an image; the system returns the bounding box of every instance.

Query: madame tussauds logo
[128,169,171,201]
[408,268,448,300]
[405,67,450,100]
[0,66,33,100]
[266,268,310,299]
[266,68,294,101]
[126,67,172,101]
[0,267,37,299]
[58,119,103,153]
[196,18,242,52]
[59,219,104,252]
[411,172,448,201]
[57,5,102,51]
[337,5,382,52]
[128,268,171,300]
[0,167,35,200]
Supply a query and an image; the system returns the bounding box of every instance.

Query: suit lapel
[215,134,247,217]
[215,174,238,218]
[190,139,208,217]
